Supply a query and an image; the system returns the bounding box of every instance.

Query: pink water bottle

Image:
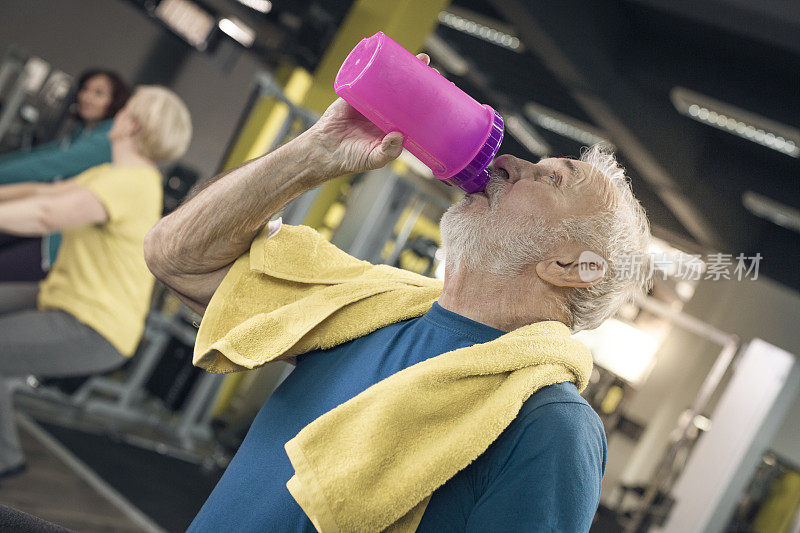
[334,32,504,194]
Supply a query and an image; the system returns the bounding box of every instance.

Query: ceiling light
[424,34,469,76]
[742,191,800,233]
[524,102,611,147]
[154,0,216,50]
[438,10,522,52]
[692,414,712,432]
[218,17,256,47]
[504,113,551,156]
[671,87,800,158]
[235,0,271,13]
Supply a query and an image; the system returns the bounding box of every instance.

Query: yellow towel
[194,223,593,532]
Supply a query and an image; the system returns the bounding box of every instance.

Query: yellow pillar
[223,0,449,170]
[302,0,451,113]
[222,66,314,171]
[300,0,451,229]
[212,0,449,418]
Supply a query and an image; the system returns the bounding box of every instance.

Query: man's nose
[494,154,519,182]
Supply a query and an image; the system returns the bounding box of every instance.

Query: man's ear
[535,249,606,288]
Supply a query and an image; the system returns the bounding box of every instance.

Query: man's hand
[310,98,404,177]
[145,53,432,314]
[310,53,431,177]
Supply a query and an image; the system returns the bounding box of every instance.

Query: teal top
[0,119,113,267]
[0,119,113,184]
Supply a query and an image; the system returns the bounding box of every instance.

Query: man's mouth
[489,166,509,180]
[469,190,490,208]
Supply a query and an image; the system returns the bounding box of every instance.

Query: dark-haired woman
[0,69,130,281]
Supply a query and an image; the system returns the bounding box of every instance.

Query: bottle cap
[442,107,504,193]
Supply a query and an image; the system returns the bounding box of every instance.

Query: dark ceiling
[142,0,799,292]
[435,0,800,292]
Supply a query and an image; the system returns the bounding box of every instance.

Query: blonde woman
[0,86,192,477]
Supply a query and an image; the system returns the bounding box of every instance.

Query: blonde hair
[126,85,192,163]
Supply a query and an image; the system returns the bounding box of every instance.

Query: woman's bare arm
[0,186,107,236]
[0,178,82,203]
[0,182,48,202]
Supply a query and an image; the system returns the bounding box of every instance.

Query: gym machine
[0,47,74,153]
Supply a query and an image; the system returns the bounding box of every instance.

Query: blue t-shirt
[189,303,606,532]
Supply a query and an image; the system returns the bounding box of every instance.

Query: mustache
[484,169,511,208]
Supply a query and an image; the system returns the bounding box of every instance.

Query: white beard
[439,176,562,276]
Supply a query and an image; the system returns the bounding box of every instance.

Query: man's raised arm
[143,86,416,315]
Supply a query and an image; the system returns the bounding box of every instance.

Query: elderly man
[146,56,650,533]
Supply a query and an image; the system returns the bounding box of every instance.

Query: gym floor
[1,392,226,533]
[0,416,147,532]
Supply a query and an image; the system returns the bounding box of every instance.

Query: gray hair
[563,144,653,332]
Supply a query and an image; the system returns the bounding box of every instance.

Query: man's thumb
[379,132,404,162]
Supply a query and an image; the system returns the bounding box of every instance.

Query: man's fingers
[382,132,404,154]
[374,132,404,166]
[415,53,441,74]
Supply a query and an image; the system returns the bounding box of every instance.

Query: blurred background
[0,0,798,531]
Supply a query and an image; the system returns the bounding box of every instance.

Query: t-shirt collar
[423,301,506,344]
